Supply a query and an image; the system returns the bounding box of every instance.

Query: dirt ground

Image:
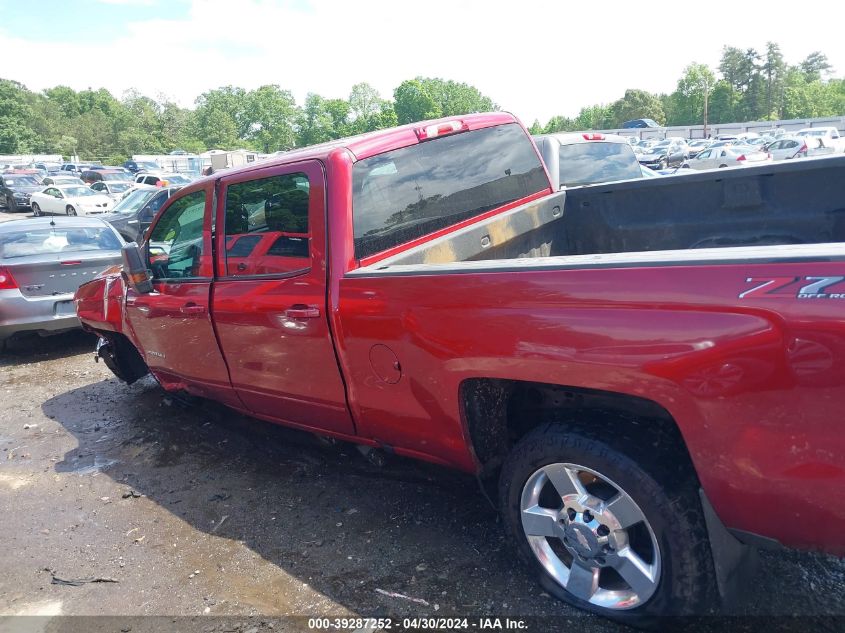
[0,330,843,633]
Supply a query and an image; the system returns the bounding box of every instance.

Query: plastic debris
[375,588,430,606]
[51,574,119,587]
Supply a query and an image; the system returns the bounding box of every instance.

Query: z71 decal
[740,276,845,299]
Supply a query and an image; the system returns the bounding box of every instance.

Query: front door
[212,160,354,435]
[124,184,239,407]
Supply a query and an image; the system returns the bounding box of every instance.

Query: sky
[2,0,843,125]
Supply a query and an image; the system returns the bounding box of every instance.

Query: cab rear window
[557,142,643,188]
[351,123,548,260]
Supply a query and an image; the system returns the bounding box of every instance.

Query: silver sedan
[0,216,123,348]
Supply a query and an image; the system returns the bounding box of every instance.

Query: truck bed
[366,156,845,269]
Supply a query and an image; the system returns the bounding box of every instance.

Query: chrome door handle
[284,305,320,319]
[180,303,206,315]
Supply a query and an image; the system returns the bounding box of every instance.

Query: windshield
[0,226,122,259]
[557,142,643,187]
[102,172,128,181]
[4,176,40,186]
[163,174,191,184]
[62,186,98,197]
[112,188,156,213]
[109,182,132,192]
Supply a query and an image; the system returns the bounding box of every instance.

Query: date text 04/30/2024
[307,617,528,630]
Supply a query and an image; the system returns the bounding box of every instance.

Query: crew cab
[75,113,845,622]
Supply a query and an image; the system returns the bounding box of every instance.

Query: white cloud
[1,0,842,125]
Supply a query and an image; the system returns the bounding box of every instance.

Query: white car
[41,175,85,186]
[30,184,114,216]
[796,127,843,152]
[765,137,813,161]
[89,180,134,201]
[134,172,193,187]
[685,146,772,170]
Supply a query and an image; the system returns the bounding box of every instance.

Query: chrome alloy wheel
[520,462,661,610]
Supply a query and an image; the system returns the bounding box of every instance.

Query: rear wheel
[65,205,77,216]
[31,202,42,217]
[499,424,717,623]
[6,195,18,213]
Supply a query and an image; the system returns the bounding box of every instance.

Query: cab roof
[196,112,520,185]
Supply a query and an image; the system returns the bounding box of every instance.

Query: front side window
[352,123,548,259]
[147,190,207,280]
[222,172,311,277]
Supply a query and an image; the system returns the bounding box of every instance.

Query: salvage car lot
[1,331,844,630]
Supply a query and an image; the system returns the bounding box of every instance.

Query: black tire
[31,202,42,217]
[66,205,77,216]
[499,424,718,625]
[7,195,18,213]
[718,164,728,168]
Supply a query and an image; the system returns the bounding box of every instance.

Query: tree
[244,85,299,152]
[0,79,37,153]
[298,93,341,147]
[393,79,441,124]
[800,51,833,82]
[708,80,739,124]
[762,42,786,118]
[349,82,382,122]
[394,77,496,125]
[669,63,715,127]
[608,89,665,127]
[543,115,574,133]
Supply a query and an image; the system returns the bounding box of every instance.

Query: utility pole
[703,87,709,139]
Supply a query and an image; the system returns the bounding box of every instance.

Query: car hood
[639,152,664,160]
[10,185,43,194]
[70,194,113,206]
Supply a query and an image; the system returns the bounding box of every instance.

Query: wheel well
[96,330,149,384]
[461,378,700,486]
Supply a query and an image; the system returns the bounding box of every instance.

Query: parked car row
[1,161,196,218]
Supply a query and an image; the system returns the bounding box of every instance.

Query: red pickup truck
[75,112,845,622]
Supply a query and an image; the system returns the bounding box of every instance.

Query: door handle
[180,303,206,315]
[284,305,320,319]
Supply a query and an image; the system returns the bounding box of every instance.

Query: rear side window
[557,142,643,188]
[222,172,311,277]
[352,123,548,259]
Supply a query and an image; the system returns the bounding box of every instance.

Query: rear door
[212,160,354,435]
[123,183,239,406]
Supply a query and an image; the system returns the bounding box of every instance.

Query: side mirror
[120,242,153,294]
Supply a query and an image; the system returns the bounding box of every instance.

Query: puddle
[68,455,119,475]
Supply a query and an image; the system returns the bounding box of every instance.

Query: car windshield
[4,176,40,186]
[557,142,643,187]
[110,182,132,192]
[0,226,122,259]
[163,174,191,184]
[112,188,157,213]
[62,186,97,197]
[102,172,128,181]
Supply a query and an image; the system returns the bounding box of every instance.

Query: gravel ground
[0,330,843,632]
